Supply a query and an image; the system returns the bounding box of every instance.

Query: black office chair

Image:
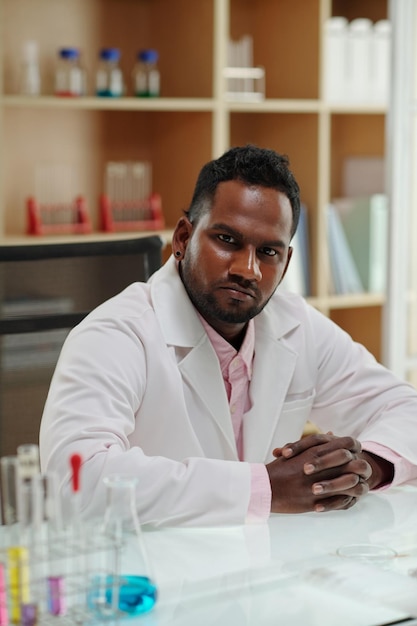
[0,235,164,456]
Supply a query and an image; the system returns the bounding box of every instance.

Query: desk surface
[137,485,417,626]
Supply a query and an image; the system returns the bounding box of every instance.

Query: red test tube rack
[26,196,93,236]
[99,192,165,232]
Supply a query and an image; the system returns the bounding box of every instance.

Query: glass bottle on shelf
[96,48,124,97]
[86,475,157,620]
[54,48,86,97]
[133,49,160,97]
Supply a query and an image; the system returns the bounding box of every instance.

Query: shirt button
[231,405,236,414]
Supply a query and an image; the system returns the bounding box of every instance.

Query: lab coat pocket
[267,391,316,461]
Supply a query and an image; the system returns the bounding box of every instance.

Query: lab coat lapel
[178,342,238,459]
[150,257,238,459]
[243,307,299,462]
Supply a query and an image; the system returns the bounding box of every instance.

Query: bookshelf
[0,0,388,361]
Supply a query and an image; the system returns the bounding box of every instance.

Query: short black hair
[185,144,301,238]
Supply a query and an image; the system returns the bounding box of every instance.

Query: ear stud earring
[175,251,181,257]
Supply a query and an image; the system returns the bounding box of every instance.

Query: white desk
[138,485,417,626]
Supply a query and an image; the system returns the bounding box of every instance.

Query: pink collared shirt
[199,314,271,523]
[361,442,414,488]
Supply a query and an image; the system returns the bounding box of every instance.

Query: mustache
[217,277,260,298]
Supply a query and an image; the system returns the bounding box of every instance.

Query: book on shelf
[334,194,389,294]
[279,204,310,297]
[326,204,364,295]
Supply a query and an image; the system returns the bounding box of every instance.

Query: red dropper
[70,453,82,493]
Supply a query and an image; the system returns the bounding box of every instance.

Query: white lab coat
[40,256,417,527]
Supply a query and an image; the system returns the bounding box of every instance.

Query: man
[40,145,417,527]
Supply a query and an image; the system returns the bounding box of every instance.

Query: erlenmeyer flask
[87,474,157,619]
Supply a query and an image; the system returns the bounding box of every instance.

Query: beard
[186,287,262,324]
[180,265,269,325]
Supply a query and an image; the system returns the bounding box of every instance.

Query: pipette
[67,453,85,619]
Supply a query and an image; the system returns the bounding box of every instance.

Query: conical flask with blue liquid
[87,474,158,619]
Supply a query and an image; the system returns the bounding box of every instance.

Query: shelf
[228,100,387,115]
[1,95,388,117]
[0,229,174,247]
[308,292,385,311]
[0,95,217,112]
[328,104,387,115]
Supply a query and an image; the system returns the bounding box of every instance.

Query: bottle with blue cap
[55,48,86,97]
[96,48,124,97]
[133,49,160,97]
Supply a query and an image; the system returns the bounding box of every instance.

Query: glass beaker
[86,474,157,619]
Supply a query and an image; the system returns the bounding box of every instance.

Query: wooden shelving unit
[0,0,388,360]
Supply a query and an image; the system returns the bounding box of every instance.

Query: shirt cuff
[246,463,271,523]
[361,441,416,489]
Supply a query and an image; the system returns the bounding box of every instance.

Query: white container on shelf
[346,18,373,103]
[323,16,348,103]
[371,19,391,105]
[19,40,41,96]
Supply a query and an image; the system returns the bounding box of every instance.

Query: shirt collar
[198,312,255,380]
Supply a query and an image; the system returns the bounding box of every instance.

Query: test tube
[0,456,28,623]
[16,445,40,549]
[20,602,37,626]
[35,472,63,537]
[13,446,42,622]
[7,545,30,624]
[46,575,66,616]
[16,445,40,483]
[0,562,9,626]
[31,473,64,616]
[0,457,19,539]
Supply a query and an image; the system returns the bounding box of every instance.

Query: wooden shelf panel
[330,113,386,198]
[330,305,383,362]
[332,0,388,22]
